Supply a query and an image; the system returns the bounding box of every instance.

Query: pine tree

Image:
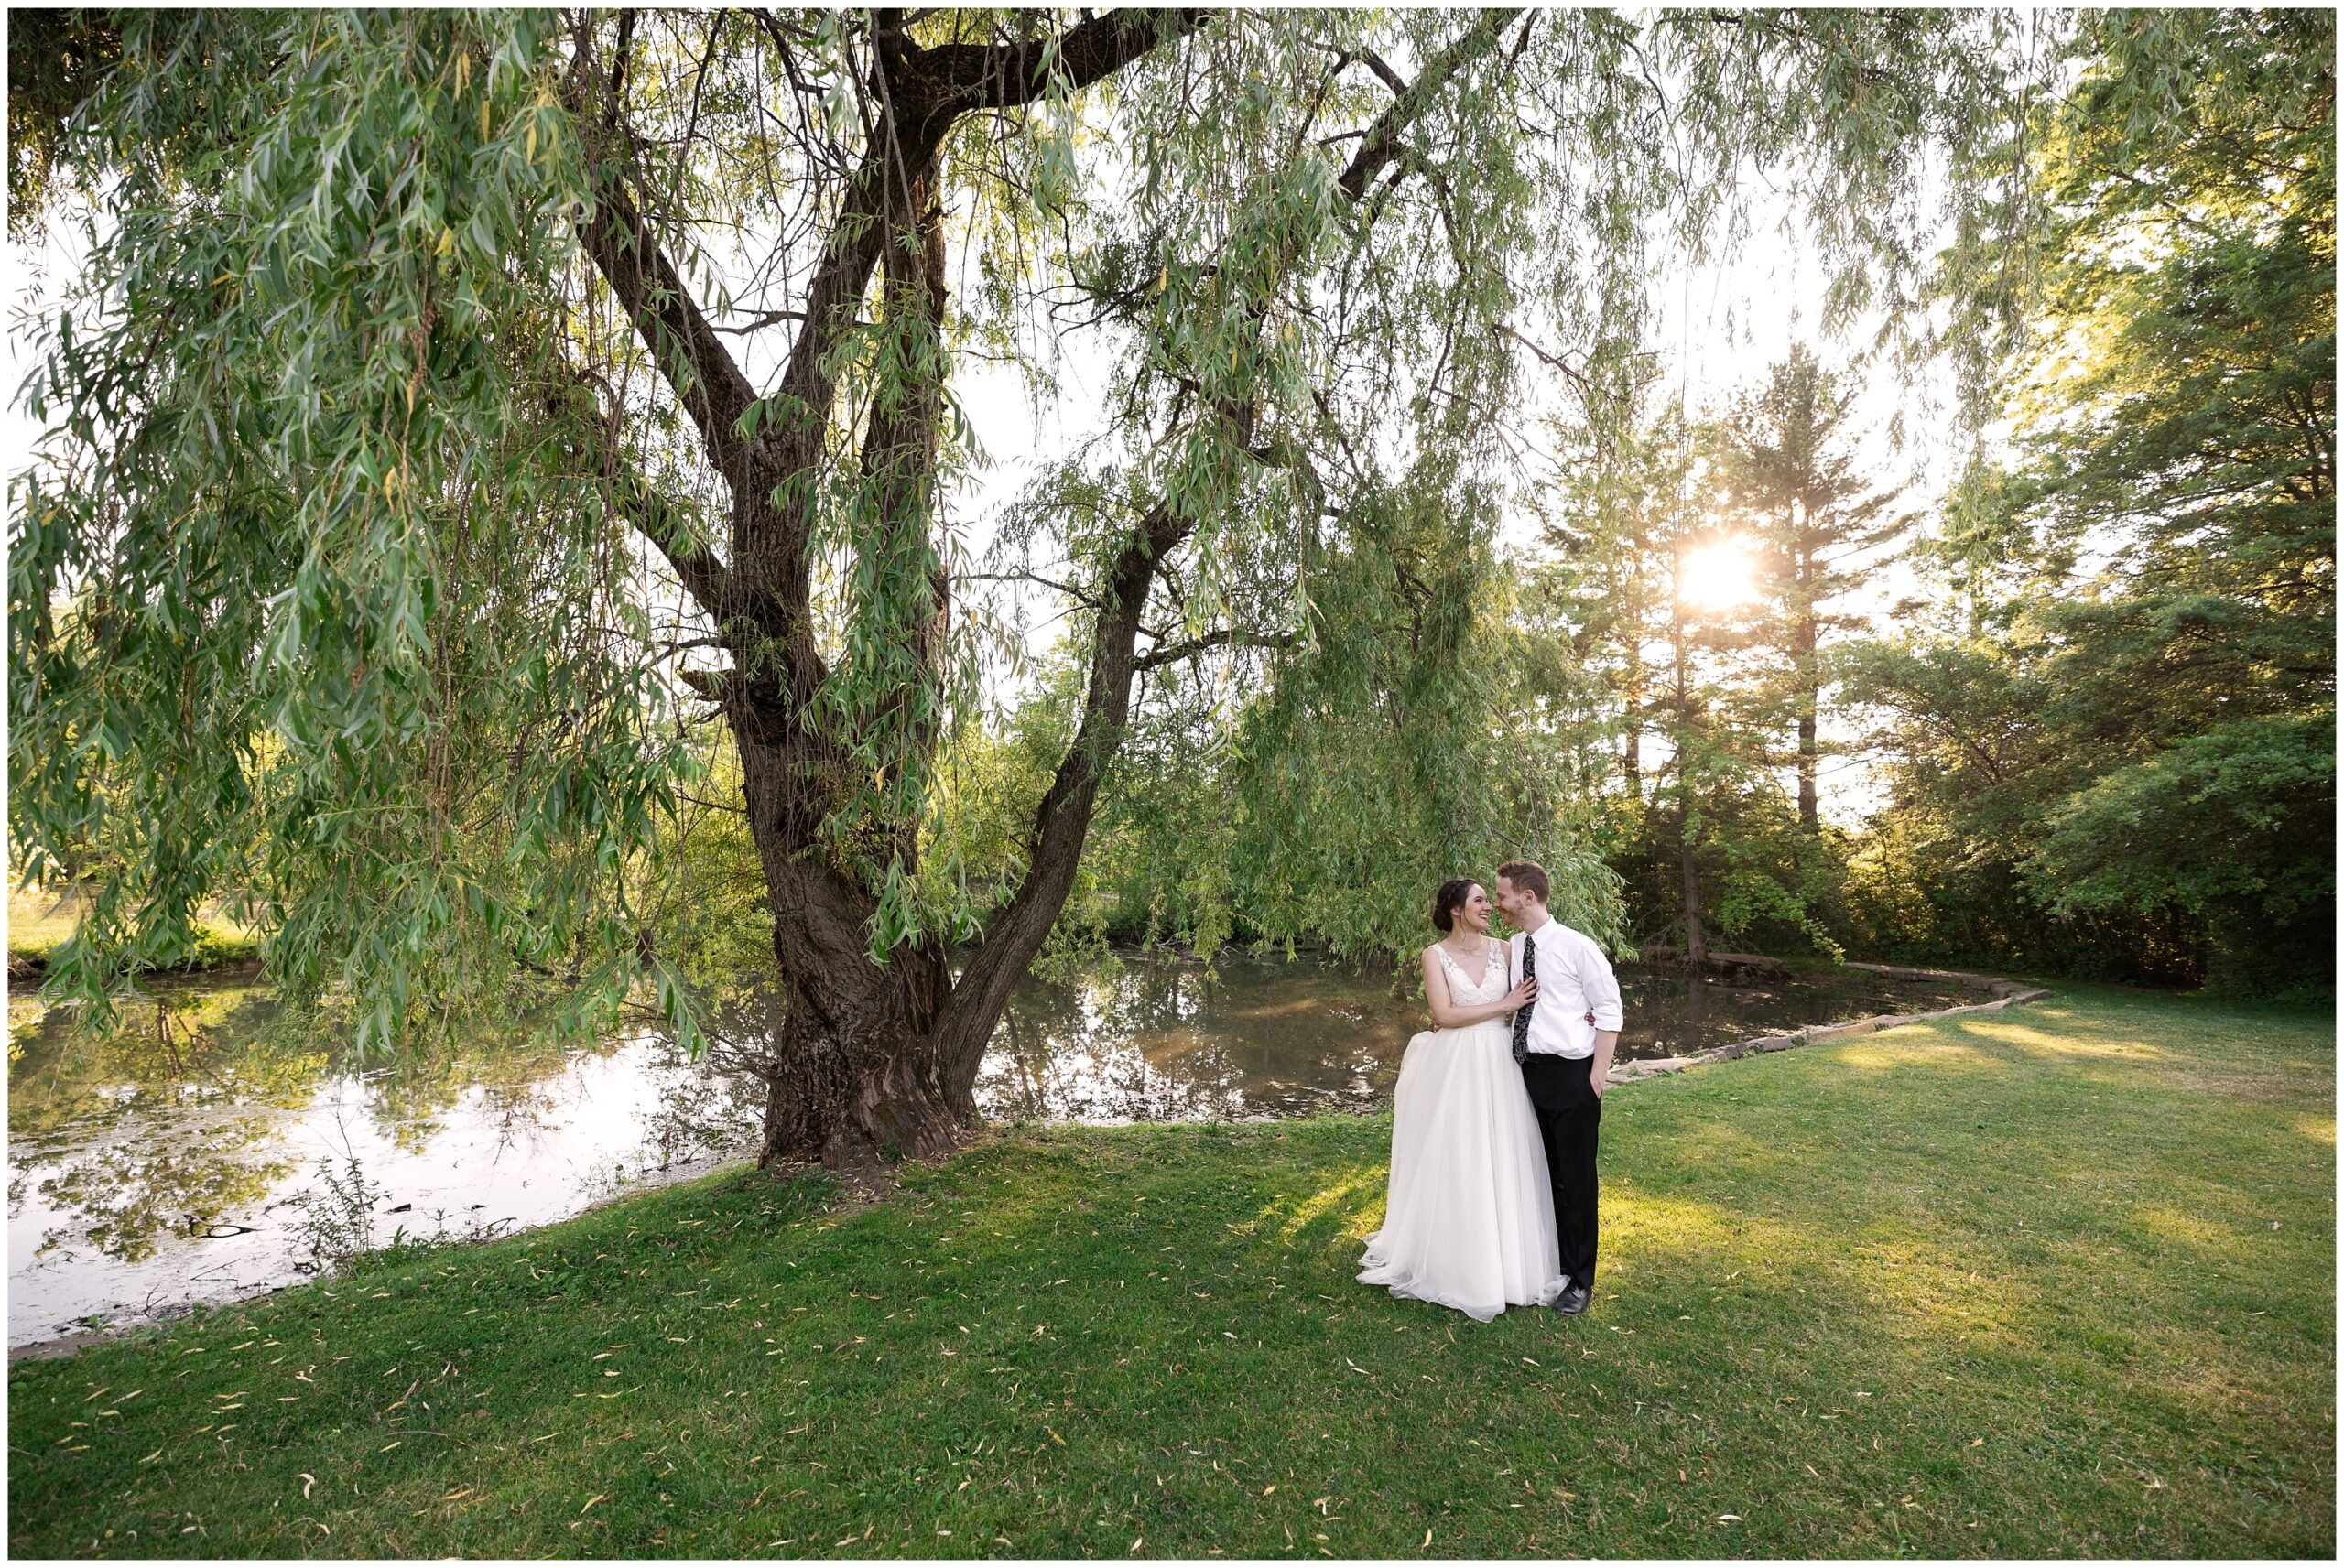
[1717,344,1902,830]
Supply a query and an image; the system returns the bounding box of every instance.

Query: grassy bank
[6,889,260,975]
[8,986,2332,1557]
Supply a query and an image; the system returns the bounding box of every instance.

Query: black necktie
[1511,933,1535,1064]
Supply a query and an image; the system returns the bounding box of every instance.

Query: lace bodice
[1431,938,1510,1005]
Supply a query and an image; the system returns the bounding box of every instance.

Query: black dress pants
[1520,1054,1601,1291]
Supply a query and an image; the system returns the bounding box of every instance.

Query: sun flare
[1677,537,1761,610]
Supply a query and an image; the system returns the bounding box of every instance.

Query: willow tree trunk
[565,9,1502,1170]
[569,11,1205,1169]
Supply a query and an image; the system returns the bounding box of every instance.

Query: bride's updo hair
[1430,878,1481,933]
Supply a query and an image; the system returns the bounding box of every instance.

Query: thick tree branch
[542,350,733,622]
[771,8,1209,473]
[1339,8,1522,204]
[618,466,730,621]
[933,502,1193,1068]
[911,7,1210,112]
[570,103,764,499]
[1135,627,1297,671]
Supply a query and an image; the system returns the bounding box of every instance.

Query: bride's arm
[1421,948,1468,1028]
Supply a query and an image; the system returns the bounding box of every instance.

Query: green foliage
[10,13,701,1052]
[5,8,124,236]
[2028,714,2334,995]
[636,727,777,993]
[9,5,2122,1085]
[1217,470,1623,965]
[1536,364,1848,961]
[1847,8,2334,994]
[1714,342,1904,829]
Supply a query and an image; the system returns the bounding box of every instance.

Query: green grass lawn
[8,986,2333,1558]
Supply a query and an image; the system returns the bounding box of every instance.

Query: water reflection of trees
[8,979,320,1262]
[631,990,768,1169]
[976,959,1415,1123]
[5,978,764,1271]
[28,1127,298,1264]
[1613,966,1976,1056]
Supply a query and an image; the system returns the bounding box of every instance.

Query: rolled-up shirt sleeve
[1577,933,1624,1033]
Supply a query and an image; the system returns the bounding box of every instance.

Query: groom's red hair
[1495,860,1550,904]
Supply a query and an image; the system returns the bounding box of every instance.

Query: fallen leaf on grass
[299,1474,315,1499]
[580,1494,607,1515]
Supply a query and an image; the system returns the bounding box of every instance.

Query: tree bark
[1672,613,1707,969]
[1793,539,1819,829]
[1679,798,1708,970]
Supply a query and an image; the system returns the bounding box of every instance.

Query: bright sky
[942,174,1971,828]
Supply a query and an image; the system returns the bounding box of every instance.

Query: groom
[1495,860,1623,1316]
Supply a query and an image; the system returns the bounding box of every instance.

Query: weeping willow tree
[11,8,2041,1169]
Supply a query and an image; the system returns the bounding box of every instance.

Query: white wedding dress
[1358,938,1568,1321]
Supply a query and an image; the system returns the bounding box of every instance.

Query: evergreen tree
[1848,8,2334,991]
[1716,343,1902,831]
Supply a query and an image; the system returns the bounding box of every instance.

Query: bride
[1358,877,1568,1320]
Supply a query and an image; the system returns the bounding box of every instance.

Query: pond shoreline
[6,949,263,984]
[1610,960,2055,1083]
[6,1132,763,1367]
[8,958,2050,1366]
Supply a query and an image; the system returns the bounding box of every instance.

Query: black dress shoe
[1554,1282,1590,1315]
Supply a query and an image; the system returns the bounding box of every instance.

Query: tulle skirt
[1358,1019,1568,1321]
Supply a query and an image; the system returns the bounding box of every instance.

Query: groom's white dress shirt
[1509,919,1625,1059]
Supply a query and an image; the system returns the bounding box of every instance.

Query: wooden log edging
[1609,969,2053,1086]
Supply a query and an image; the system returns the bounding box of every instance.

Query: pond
[7,952,1976,1348]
